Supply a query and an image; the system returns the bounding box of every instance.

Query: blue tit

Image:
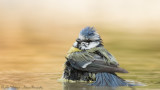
[63,27,133,87]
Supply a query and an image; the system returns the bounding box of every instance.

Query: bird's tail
[90,73,135,87]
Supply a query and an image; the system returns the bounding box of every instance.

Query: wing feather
[67,47,128,73]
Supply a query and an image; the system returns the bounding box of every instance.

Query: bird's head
[73,27,103,50]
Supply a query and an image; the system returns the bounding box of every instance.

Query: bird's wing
[89,46,119,66]
[67,49,128,73]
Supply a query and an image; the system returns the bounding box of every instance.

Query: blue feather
[90,73,128,87]
[80,27,96,37]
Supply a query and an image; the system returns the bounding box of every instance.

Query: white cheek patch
[79,41,100,50]
[80,42,89,50]
[85,42,100,49]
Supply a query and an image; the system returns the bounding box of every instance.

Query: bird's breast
[66,47,81,57]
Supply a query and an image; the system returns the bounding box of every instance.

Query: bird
[62,27,133,87]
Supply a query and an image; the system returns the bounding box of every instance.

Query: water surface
[0,31,159,90]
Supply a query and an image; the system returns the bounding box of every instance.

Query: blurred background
[0,0,160,89]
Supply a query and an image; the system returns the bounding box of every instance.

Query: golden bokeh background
[0,0,160,73]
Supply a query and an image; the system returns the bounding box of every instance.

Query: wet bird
[62,27,132,87]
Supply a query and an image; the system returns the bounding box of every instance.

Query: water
[0,31,159,90]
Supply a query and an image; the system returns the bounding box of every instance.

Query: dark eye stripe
[76,39,81,42]
[77,40,99,43]
[83,40,92,42]
[76,39,100,43]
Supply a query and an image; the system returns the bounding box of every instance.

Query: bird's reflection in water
[62,82,136,90]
